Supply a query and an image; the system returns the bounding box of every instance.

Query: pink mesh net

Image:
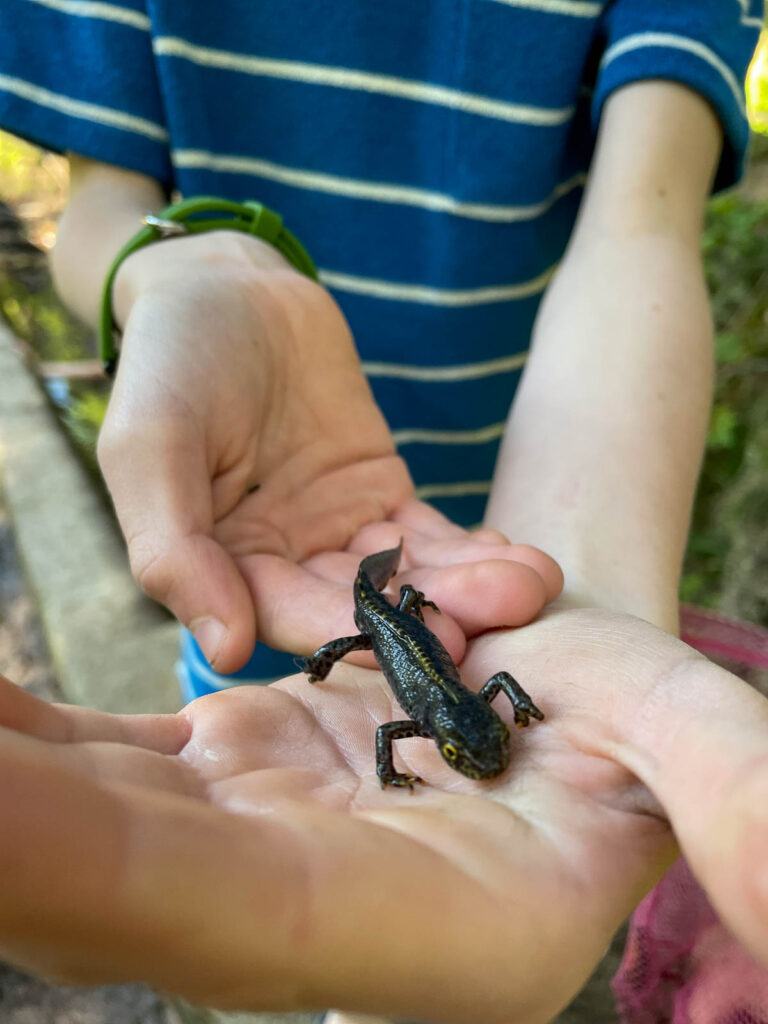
[611,605,768,1024]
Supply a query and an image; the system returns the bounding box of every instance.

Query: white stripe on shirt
[601,32,747,115]
[415,480,493,500]
[735,0,765,29]
[392,422,506,446]
[320,264,555,306]
[362,352,528,381]
[484,0,601,17]
[0,73,167,139]
[173,149,586,223]
[22,0,150,30]
[154,36,574,126]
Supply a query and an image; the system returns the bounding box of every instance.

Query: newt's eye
[442,742,458,760]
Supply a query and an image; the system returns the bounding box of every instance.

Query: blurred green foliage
[681,164,768,622]
[0,135,65,203]
[0,133,93,361]
[747,30,768,133]
[61,386,110,454]
[0,286,91,361]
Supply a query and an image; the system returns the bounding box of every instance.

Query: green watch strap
[99,196,319,375]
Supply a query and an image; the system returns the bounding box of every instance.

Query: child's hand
[2,608,767,1021]
[97,231,562,669]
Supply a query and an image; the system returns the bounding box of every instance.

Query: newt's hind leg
[299,634,373,682]
[480,671,544,727]
[397,584,440,623]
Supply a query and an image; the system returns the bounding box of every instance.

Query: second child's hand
[2,608,767,1022]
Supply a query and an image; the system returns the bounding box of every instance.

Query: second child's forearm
[51,155,165,328]
[485,82,722,633]
[485,236,713,634]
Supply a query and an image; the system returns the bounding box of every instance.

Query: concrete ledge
[170,1001,315,1024]
[0,325,180,714]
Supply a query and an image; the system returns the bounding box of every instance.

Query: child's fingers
[0,723,199,797]
[61,705,191,753]
[409,537,564,604]
[241,553,468,664]
[346,510,564,603]
[394,559,550,637]
[619,656,768,968]
[0,672,188,752]
[0,673,65,740]
[98,415,257,675]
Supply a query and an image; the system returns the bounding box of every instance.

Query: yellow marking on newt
[358,581,461,703]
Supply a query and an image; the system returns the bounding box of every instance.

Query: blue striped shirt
[1,0,761,526]
[0,0,762,688]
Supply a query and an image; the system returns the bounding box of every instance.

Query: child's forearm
[485,82,722,633]
[486,235,714,633]
[51,155,165,328]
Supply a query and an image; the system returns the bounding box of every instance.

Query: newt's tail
[358,539,403,592]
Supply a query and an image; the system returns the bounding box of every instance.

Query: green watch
[99,195,318,375]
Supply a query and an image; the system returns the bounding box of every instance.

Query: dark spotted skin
[301,541,544,789]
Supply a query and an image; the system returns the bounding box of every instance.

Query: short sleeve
[592,0,764,191]
[0,0,171,186]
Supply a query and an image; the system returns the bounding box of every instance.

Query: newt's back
[353,541,466,720]
[303,540,540,786]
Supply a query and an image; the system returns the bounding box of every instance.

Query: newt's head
[433,702,511,780]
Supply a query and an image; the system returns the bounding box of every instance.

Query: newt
[300,540,543,789]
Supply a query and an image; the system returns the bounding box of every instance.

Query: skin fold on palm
[2,608,767,1024]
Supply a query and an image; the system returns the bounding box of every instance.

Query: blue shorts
[177,630,301,703]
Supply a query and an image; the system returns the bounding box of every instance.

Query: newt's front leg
[376,720,429,790]
[301,634,373,682]
[480,671,544,727]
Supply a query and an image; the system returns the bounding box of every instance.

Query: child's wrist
[101,198,318,373]
[111,230,298,330]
